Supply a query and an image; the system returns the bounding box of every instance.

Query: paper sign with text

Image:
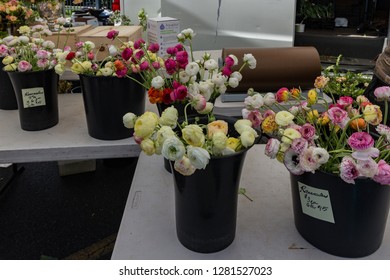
[22,87,46,108]
[298,182,335,223]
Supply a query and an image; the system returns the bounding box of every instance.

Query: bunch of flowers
[66,28,256,115]
[0,0,34,26]
[242,83,390,185]
[321,55,372,98]
[0,24,68,74]
[123,104,259,176]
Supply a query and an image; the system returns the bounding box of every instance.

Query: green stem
[384,101,388,125]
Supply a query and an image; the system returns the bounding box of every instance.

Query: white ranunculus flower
[100,67,113,76]
[244,93,264,109]
[181,28,195,39]
[151,76,165,89]
[109,45,118,56]
[54,63,65,75]
[240,130,256,148]
[185,62,200,76]
[218,84,227,94]
[275,111,295,126]
[228,77,239,88]
[204,59,218,70]
[198,80,214,101]
[211,73,227,86]
[174,156,196,176]
[228,54,238,66]
[42,40,55,49]
[162,137,185,161]
[179,70,190,83]
[234,119,253,134]
[243,53,257,69]
[159,106,178,128]
[155,126,176,154]
[18,36,29,44]
[230,71,242,82]
[263,92,276,106]
[187,82,200,96]
[187,146,210,169]
[197,102,214,114]
[123,112,137,129]
[84,41,96,49]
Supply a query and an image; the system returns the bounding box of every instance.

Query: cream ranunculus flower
[99,67,114,76]
[281,128,302,144]
[162,136,185,161]
[275,111,295,126]
[2,55,14,65]
[18,26,30,35]
[185,62,200,76]
[155,126,176,154]
[240,129,256,148]
[182,124,205,147]
[174,156,196,176]
[123,112,137,129]
[54,63,65,75]
[187,146,210,169]
[81,61,93,72]
[234,119,252,134]
[140,138,156,156]
[197,102,214,114]
[363,104,383,125]
[151,76,165,89]
[159,106,178,128]
[207,120,228,138]
[71,62,84,74]
[134,111,159,139]
[212,131,228,151]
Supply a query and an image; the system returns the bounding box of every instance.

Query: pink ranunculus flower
[36,49,50,59]
[376,124,390,142]
[247,110,263,128]
[221,65,232,76]
[337,96,354,107]
[191,93,206,111]
[373,160,390,185]
[356,158,378,178]
[340,156,359,184]
[373,86,390,101]
[17,60,32,72]
[290,137,308,154]
[265,138,280,159]
[262,109,275,118]
[133,38,145,49]
[327,106,350,128]
[348,132,379,160]
[37,58,49,68]
[300,123,316,141]
[299,146,321,173]
[170,85,188,101]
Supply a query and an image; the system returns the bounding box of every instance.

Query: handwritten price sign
[21,87,46,108]
[298,182,335,223]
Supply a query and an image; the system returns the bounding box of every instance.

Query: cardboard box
[78,25,143,61]
[45,25,95,50]
[147,17,180,57]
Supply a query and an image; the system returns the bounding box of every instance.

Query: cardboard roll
[222,47,321,92]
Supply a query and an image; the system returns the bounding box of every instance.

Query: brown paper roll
[222,47,321,92]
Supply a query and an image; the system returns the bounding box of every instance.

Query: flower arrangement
[123,104,259,176]
[242,82,390,185]
[66,27,256,114]
[321,55,372,98]
[0,24,68,74]
[0,0,35,26]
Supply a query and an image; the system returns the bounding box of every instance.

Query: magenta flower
[121,47,133,61]
[133,39,145,49]
[166,46,178,55]
[221,66,232,77]
[327,107,349,128]
[300,123,316,141]
[106,30,119,40]
[152,61,161,70]
[174,44,184,51]
[224,56,235,67]
[164,58,177,75]
[0,45,8,56]
[265,138,280,159]
[374,86,390,101]
[17,60,32,72]
[87,52,94,61]
[337,96,354,107]
[115,67,127,78]
[347,132,379,160]
[134,49,144,61]
[262,110,275,118]
[176,50,188,67]
[139,61,149,71]
[170,85,188,101]
[340,156,359,184]
[147,43,159,53]
[373,160,390,185]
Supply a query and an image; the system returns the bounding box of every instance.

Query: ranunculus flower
[244,93,264,109]
[299,146,321,173]
[376,124,390,142]
[204,59,218,70]
[348,132,379,160]
[123,112,137,129]
[263,92,276,106]
[281,128,302,144]
[191,93,206,111]
[187,146,210,169]
[337,96,354,107]
[54,63,65,75]
[185,61,199,76]
[174,156,196,176]
[99,67,113,76]
[162,137,185,161]
[106,30,119,39]
[290,87,301,98]
[155,126,176,154]
[373,160,390,185]
[134,111,159,139]
[290,138,308,154]
[357,158,378,178]
[151,76,165,89]
[240,130,256,148]
[275,111,295,126]
[328,107,349,128]
[208,120,228,138]
[363,104,383,125]
[17,60,32,72]
[261,115,278,134]
[246,110,263,128]
[243,53,256,69]
[265,138,281,159]
[300,123,316,141]
[234,119,252,135]
[312,147,329,164]
[374,86,390,101]
[314,76,329,89]
[228,77,239,88]
[212,131,228,151]
[307,89,318,105]
[276,87,289,103]
[284,148,304,175]
[182,124,205,147]
[226,137,240,151]
[159,106,178,128]
[140,138,156,156]
[340,156,359,184]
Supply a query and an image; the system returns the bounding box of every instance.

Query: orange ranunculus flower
[290,87,301,98]
[276,87,289,103]
[317,112,330,126]
[148,87,163,104]
[350,118,367,130]
[261,115,278,134]
[207,120,228,138]
[114,59,125,71]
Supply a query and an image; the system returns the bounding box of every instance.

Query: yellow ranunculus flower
[226,137,240,151]
[2,55,14,65]
[307,89,318,105]
[208,120,228,138]
[306,109,319,123]
[18,25,31,35]
[281,128,301,144]
[363,104,382,125]
[182,124,205,147]
[261,115,278,134]
[70,63,84,74]
[140,138,156,156]
[134,111,159,139]
[81,61,93,72]
[3,63,17,71]
[317,113,330,126]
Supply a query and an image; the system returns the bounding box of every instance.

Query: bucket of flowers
[0,24,68,130]
[123,101,261,253]
[242,81,390,258]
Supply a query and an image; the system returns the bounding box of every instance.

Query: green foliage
[297,0,334,23]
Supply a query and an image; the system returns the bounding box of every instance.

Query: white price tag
[21,87,46,108]
[298,182,335,223]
